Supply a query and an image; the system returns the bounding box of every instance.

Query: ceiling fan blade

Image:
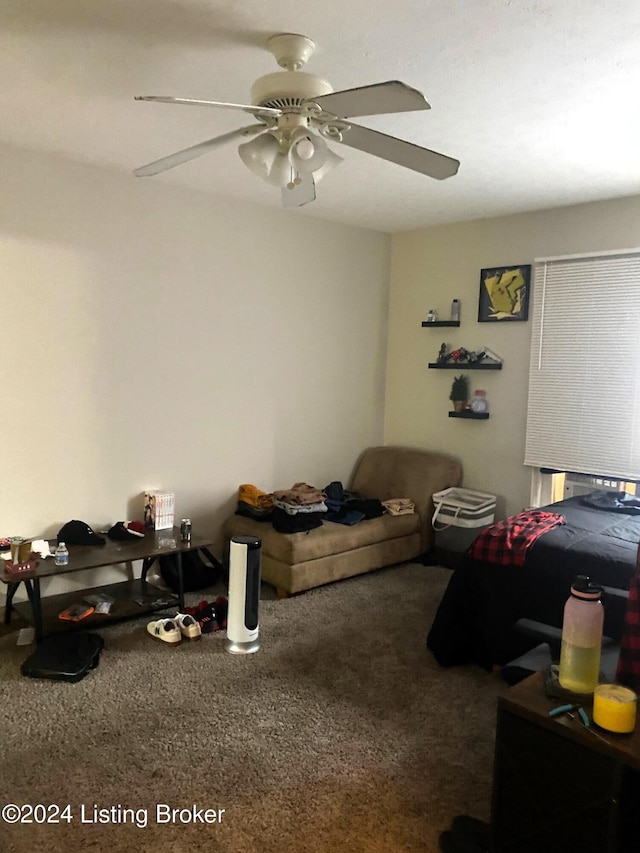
[134,95,281,119]
[133,124,265,177]
[307,81,429,118]
[281,174,316,207]
[336,122,459,180]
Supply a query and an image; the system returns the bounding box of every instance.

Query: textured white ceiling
[2,1,640,232]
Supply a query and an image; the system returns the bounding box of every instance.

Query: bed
[426,492,640,671]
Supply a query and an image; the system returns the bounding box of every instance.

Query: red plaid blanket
[616,543,640,692]
[468,510,565,567]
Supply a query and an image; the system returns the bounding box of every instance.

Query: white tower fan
[225,535,262,654]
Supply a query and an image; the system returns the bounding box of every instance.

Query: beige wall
[1,144,390,594]
[385,195,640,519]
[5,140,640,601]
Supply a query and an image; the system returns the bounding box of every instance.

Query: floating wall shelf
[449,411,490,420]
[421,320,460,328]
[428,362,502,370]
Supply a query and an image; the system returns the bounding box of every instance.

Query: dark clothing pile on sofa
[271,483,327,533]
[324,481,384,525]
[236,480,385,534]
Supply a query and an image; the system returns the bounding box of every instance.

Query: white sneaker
[173,613,202,640]
[147,618,182,645]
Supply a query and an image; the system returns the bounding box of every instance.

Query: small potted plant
[449,374,469,412]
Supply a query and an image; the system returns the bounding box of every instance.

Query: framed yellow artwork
[478,264,531,322]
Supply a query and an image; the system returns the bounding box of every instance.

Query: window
[529,470,637,509]
[554,472,637,500]
[524,249,640,482]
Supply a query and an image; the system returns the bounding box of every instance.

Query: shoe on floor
[438,815,491,853]
[213,596,228,629]
[197,603,219,634]
[451,815,491,847]
[182,600,210,619]
[173,612,202,640]
[147,618,182,645]
[439,825,490,853]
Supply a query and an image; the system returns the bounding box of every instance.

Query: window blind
[524,250,640,480]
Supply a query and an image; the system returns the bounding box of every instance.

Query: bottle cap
[570,576,603,600]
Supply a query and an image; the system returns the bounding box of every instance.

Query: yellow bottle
[558,576,604,695]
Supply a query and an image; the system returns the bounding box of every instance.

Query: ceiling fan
[133,33,460,207]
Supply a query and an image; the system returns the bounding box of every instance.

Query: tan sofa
[222,445,462,596]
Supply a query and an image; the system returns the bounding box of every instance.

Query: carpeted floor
[0,563,506,853]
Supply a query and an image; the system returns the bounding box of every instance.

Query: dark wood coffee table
[1,528,216,642]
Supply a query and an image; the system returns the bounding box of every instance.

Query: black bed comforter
[426,494,640,670]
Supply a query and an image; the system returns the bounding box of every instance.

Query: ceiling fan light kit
[239,124,342,196]
[238,131,280,179]
[133,32,460,207]
[289,128,331,173]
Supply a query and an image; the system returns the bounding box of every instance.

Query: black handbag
[159,547,224,593]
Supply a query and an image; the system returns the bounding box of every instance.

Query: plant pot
[452,400,466,412]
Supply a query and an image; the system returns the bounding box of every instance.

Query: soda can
[180,519,192,542]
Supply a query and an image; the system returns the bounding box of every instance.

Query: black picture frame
[478,264,531,322]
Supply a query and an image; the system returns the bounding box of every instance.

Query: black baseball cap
[57,520,106,547]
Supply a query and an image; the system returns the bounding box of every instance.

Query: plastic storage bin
[431,487,496,568]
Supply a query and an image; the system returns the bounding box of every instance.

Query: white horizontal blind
[524,251,640,480]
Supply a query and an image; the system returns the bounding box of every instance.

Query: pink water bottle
[558,576,604,694]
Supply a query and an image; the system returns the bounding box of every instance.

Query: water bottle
[558,576,604,694]
[54,542,70,567]
[450,299,460,322]
[470,390,488,413]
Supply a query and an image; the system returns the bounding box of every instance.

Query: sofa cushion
[224,512,420,566]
